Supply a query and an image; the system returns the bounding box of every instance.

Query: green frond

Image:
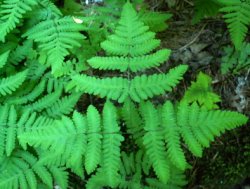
[221,42,250,74]
[0,150,59,189]
[88,49,171,72]
[49,167,69,189]
[0,69,28,96]
[9,40,34,64]
[68,65,187,103]
[85,105,102,174]
[140,101,170,184]
[0,51,10,69]
[45,92,82,118]
[67,75,129,103]
[23,16,86,76]
[101,101,124,187]
[176,101,248,157]
[18,112,87,176]
[161,101,186,170]
[101,39,160,56]
[182,72,221,109]
[25,86,62,112]
[121,99,144,147]
[177,102,203,157]
[0,0,38,42]
[129,65,188,102]
[218,0,250,50]
[7,79,46,105]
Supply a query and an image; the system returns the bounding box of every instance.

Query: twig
[178,24,207,51]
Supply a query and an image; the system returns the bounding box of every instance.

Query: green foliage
[19,101,124,188]
[221,42,250,74]
[23,16,86,76]
[0,0,248,188]
[193,0,221,24]
[182,72,221,109]
[0,150,68,189]
[218,0,250,50]
[194,0,250,50]
[0,0,38,42]
[68,2,187,102]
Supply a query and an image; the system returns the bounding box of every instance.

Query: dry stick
[178,24,207,51]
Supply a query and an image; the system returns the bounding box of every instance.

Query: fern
[23,16,86,76]
[101,101,124,187]
[221,42,250,74]
[140,101,170,183]
[0,150,69,189]
[67,64,188,102]
[0,0,38,42]
[218,0,250,50]
[67,2,187,102]
[85,105,102,174]
[18,101,124,184]
[0,69,28,96]
[182,72,221,109]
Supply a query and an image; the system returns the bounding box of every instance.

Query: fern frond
[85,105,102,174]
[67,65,188,102]
[177,102,203,157]
[0,69,28,96]
[7,79,46,105]
[161,101,186,170]
[121,99,144,147]
[218,0,250,49]
[9,40,34,64]
[25,86,62,112]
[45,92,81,118]
[0,150,68,189]
[0,0,38,42]
[67,75,129,102]
[176,101,248,157]
[221,42,250,74]
[140,101,170,184]
[129,65,188,102]
[88,49,170,72]
[0,51,10,69]
[23,16,85,76]
[101,101,124,187]
[18,111,87,176]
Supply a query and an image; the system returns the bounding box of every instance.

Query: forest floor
[152,1,250,188]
